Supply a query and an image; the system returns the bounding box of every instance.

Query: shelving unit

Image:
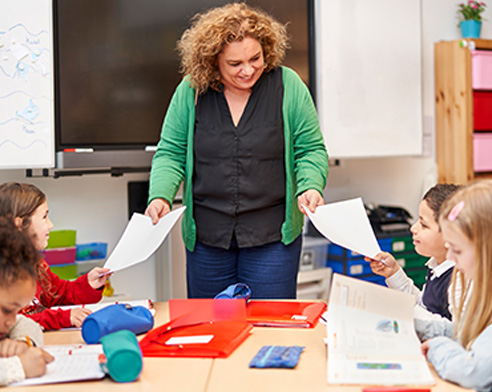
[435,39,492,184]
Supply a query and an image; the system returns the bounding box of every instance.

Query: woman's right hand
[19,348,54,378]
[364,251,400,278]
[145,198,171,224]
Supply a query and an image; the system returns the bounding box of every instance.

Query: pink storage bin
[473,133,492,172]
[43,246,77,265]
[472,50,492,90]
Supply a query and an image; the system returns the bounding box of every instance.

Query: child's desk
[17,302,473,392]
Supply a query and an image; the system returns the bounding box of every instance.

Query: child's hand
[364,251,400,278]
[19,347,54,378]
[87,267,112,289]
[70,307,92,328]
[421,340,430,358]
[0,338,29,357]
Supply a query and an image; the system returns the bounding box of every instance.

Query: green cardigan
[149,66,329,251]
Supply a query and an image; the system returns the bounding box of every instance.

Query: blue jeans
[186,236,302,299]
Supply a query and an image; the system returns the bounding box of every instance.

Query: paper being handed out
[104,206,186,273]
[305,197,381,259]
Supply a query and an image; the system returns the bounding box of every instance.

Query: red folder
[246,301,327,328]
[140,299,252,358]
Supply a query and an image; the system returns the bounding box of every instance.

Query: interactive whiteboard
[315,0,422,158]
[0,0,54,168]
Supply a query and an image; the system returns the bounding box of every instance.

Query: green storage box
[405,268,428,289]
[46,230,76,249]
[49,263,77,280]
[395,253,428,269]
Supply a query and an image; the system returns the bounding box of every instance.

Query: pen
[63,148,94,153]
[25,335,32,347]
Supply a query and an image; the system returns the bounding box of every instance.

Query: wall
[2,0,492,300]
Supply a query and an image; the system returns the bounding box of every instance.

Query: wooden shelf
[435,39,492,184]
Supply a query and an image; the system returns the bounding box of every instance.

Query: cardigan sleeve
[0,357,25,386]
[282,67,329,196]
[148,77,195,208]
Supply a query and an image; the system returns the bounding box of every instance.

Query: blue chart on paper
[0,0,54,169]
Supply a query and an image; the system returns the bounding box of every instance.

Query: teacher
[145,3,329,299]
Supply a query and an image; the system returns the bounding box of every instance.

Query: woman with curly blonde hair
[146,2,329,299]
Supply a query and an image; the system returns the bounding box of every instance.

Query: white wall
[324,0,492,219]
[2,0,492,300]
[0,169,157,301]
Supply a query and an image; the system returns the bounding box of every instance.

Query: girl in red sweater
[0,182,110,330]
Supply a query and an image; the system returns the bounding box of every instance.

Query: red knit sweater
[20,259,103,330]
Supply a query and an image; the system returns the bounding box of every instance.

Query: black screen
[54,0,312,150]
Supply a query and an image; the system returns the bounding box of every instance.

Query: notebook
[246,301,327,328]
[10,344,105,386]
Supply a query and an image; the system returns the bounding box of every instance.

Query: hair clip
[448,200,465,222]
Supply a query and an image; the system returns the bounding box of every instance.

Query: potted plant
[457,1,487,38]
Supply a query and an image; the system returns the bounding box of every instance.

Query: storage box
[46,230,76,249]
[299,237,329,271]
[327,243,361,259]
[326,258,372,276]
[394,253,428,270]
[473,132,492,172]
[378,236,414,253]
[472,50,492,90]
[405,268,428,289]
[43,246,76,265]
[358,274,386,286]
[76,242,108,261]
[49,263,77,280]
[473,91,492,131]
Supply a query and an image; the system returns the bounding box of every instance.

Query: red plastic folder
[246,301,327,328]
[140,299,252,358]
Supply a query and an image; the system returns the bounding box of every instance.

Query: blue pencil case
[82,304,154,344]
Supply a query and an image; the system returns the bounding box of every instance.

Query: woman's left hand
[298,189,324,215]
[87,267,112,289]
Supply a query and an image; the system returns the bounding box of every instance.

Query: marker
[63,148,94,153]
[145,145,158,152]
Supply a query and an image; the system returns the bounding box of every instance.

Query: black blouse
[193,68,286,249]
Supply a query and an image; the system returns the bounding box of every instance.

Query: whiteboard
[315,0,422,158]
[0,0,54,168]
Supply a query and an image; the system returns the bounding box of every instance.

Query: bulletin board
[315,0,422,158]
[0,0,55,168]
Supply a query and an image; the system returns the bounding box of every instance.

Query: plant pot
[460,20,482,38]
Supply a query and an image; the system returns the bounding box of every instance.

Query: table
[14,302,473,392]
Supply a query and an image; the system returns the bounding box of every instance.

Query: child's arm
[8,315,43,347]
[425,325,492,391]
[0,349,53,385]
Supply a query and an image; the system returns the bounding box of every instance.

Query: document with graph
[326,274,434,386]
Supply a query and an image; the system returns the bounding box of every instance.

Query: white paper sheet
[326,274,435,386]
[305,197,381,259]
[11,345,105,386]
[104,206,186,272]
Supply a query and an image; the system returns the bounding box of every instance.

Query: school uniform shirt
[0,315,44,386]
[386,258,455,319]
[415,317,492,392]
[20,259,103,330]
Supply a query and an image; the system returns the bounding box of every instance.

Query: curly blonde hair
[177,2,289,94]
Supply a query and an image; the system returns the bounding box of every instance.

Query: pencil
[25,335,32,347]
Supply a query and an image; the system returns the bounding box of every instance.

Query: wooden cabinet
[435,39,492,184]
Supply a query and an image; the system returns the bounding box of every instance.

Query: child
[368,184,462,320]
[417,180,492,391]
[0,182,110,330]
[0,217,53,386]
